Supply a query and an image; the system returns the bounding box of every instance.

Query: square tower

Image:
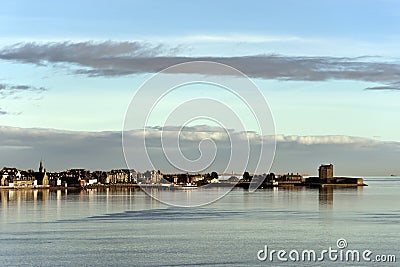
[319,164,333,183]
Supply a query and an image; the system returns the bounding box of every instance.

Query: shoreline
[0,181,367,191]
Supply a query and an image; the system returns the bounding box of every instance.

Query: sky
[0,0,399,175]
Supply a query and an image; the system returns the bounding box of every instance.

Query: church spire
[39,159,43,173]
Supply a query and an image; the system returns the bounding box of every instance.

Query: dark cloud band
[0,41,399,90]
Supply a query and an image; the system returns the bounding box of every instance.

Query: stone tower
[319,164,333,184]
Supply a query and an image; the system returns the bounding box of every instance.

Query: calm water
[0,178,399,266]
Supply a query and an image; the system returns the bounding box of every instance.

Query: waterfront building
[91,170,108,184]
[1,167,38,187]
[106,169,132,184]
[209,177,220,183]
[162,173,206,185]
[305,164,365,186]
[150,170,163,184]
[35,160,49,186]
[1,172,7,186]
[277,173,304,184]
[58,169,89,187]
[319,164,334,183]
[1,167,18,186]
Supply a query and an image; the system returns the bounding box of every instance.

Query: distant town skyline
[0,1,399,175]
[0,125,398,176]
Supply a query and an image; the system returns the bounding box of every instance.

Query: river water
[0,178,399,266]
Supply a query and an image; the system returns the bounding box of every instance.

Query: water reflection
[0,188,143,222]
[319,187,334,209]
[0,186,366,215]
[9,187,142,202]
[0,189,50,203]
[318,186,364,210]
[0,179,397,267]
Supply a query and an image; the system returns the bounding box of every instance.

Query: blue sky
[0,0,399,173]
[2,0,399,40]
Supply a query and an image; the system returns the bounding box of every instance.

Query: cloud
[175,34,305,43]
[0,126,124,171]
[141,125,234,141]
[0,83,47,98]
[0,125,399,176]
[0,83,47,114]
[364,82,400,91]
[142,127,386,146]
[0,41,400,90]
[0,41,179,66]
[273,135,376,145]
[10,85,46,91]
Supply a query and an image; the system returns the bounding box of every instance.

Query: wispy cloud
[0,41,180,65]
[273,135,377,145]
[0,83,47,115]
[0,83,47,99]
[0,41,399,90]
[174,34,305,43]
[364,82,400,91]
[0,125,398,175]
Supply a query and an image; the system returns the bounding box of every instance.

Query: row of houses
[0,161,210,187]
[0,161,48,187]
[0,161,138,187]
[5,161,343,188]
[0,161,298,188]
[0,162,225,188]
